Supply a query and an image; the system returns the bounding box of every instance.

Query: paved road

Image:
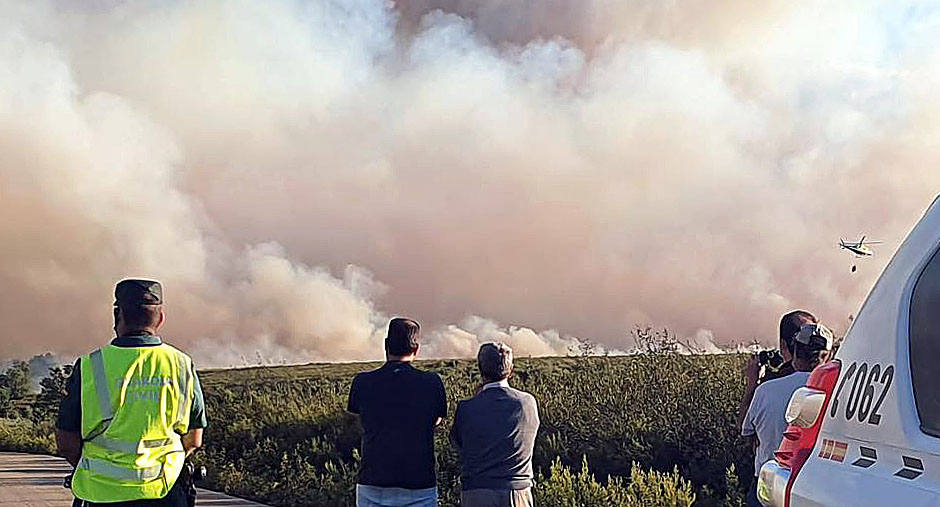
[0,452,266,506]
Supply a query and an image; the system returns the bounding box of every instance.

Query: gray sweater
[450,385,540,490]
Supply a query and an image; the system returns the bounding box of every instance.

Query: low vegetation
[0,330,751,506]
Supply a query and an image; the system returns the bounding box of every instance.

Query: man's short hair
[780,310,817,353]
[385,318,420,356]
[478,342,513,382]
[793,340,829,367]
[116,304,162,329]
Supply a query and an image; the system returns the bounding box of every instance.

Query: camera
[757,349,785,372]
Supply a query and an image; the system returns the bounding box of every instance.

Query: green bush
[0,418,55,454]
[536,456,695,507]
[624,464,696,506]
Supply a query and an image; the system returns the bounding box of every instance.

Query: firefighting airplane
[839,235,882,257]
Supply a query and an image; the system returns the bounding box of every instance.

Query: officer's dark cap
[114,279,163,306]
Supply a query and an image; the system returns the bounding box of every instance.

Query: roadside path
[0,452,266,506]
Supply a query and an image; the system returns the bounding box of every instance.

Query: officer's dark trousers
[72,477,187,507]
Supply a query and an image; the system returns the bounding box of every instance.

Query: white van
[759,195,940,506]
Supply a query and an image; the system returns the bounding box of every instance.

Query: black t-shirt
[347,361,447,489]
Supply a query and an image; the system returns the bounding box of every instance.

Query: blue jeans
[356,485,437,507]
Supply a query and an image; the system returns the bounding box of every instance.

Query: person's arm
[56,360,83,467]
[741,384,760,442]
[174,361,208,459]
[188,367,208,430]
[741,433,759,460]
[449,404,462,449]
[531,394,540,430]
[56,430,82,467]
[182,428,203,457]
[347,375,361,415]
[737,355,761,430]
[434,375,446,428]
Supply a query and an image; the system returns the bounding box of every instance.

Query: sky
[1,0,939,365]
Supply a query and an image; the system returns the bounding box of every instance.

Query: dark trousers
[746,476,762,507]
[73,477,187,507]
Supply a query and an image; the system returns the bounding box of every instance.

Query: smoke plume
[1,0,939,365]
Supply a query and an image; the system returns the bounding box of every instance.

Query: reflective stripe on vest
[89,349,113,421]
[88,436,177,454]
[176,353,191,427]
[79,457,162,481]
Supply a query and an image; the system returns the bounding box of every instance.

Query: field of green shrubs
[0,334,753,506]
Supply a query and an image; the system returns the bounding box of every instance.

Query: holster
[180,462,198,507]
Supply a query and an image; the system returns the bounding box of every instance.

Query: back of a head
[114,279,163,331]
[793,341,829,368]
[780,310,817,353]
[118,304,162,329]
[385,318,420,356]
[793,322,833,368]
[478,342,513,382]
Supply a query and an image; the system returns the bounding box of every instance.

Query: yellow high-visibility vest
[72,343,194,502]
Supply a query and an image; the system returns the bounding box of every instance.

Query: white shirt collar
[483,379,510,390]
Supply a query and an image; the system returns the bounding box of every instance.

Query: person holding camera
[736,310,816,506]
[737,310,817,431]
[740,321,834,507]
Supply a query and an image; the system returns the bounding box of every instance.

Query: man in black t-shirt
[347,318,446,507]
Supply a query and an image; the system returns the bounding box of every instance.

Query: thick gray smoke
[1,0,938,365]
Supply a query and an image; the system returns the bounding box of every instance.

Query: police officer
[55,279,208,506]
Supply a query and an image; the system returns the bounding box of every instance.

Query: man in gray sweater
[450,342,540,507]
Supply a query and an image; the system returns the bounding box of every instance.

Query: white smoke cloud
[425,316,604,359]
[1,0,939,365]
[681,329,726,355]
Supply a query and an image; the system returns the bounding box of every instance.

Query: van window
[910,245,940,437]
